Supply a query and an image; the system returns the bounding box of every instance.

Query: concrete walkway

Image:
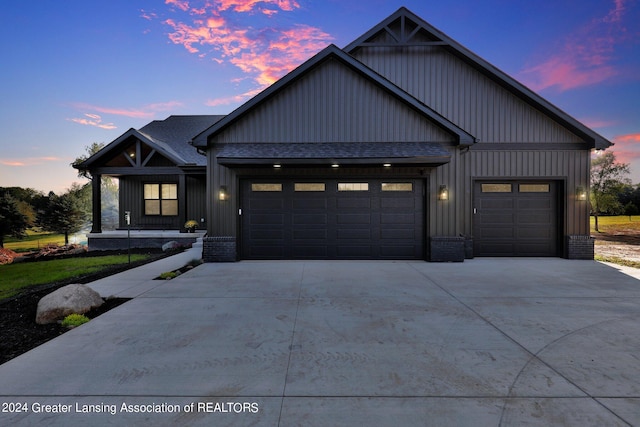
[1,257,640,426]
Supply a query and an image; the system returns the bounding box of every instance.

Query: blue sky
[1,0,639,193]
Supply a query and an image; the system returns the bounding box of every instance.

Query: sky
[1,0,639,194]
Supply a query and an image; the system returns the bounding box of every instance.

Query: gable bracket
[142,148,157,167]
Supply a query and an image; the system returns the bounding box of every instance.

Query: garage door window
[252,183,282,192]
[481,183,512,193]
[295,183,325,192]
[519,184,550,193]
[381,183,413,191]
[338,183,369,191]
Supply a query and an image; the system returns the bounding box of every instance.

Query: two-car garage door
[241,179,424,259]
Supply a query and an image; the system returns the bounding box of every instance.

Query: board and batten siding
[428,149,591,238]
[119,174,207,230]
[186,176,207,227]
[351,46,585,144]
[210,58,455,145]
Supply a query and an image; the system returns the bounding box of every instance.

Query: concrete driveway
[1,259,639,426]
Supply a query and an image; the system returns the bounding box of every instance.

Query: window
[251,183,282,192]
[144,183,178,216]
[382,183,413,192]
[295,183,325,192]
[519,184,550,193]
[338,183,369,191]
[481,183,512,193]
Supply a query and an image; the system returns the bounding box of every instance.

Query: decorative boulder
[36,284,103,325]
[162,241,180,252]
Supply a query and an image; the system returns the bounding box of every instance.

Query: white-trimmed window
[144,183,178,216]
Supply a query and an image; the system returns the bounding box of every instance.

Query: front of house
[78,8,610,260]
[194,8,609,262]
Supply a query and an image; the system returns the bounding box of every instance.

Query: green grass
[4,231,67,252]
[0,254,149,300]
[590,215,640,233]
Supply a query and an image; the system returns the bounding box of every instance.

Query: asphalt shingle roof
[217,142,451,165]
[138,115,225,165]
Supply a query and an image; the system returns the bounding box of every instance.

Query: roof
[345,7,612,150]
[75,115,225,169]
[216,141,451,166]
[192,45,476,148]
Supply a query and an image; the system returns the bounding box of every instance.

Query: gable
[346,8,611,148]
[210,56,456,145]
[101,138,176,168]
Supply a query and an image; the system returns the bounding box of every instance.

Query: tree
[624,202,639,221]
[71,142,105,180]
[72,142,119,230]
[0,194,29,248]
[590,151,630,232]
[39,189,90,245]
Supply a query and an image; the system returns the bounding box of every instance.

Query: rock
[36,284,104,325]
[162,241,180,252]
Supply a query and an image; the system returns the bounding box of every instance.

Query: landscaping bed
[0,249,172,365]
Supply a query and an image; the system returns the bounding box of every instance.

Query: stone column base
[429,236,465,262]
[566,235,595,260]
[203,236,237,262]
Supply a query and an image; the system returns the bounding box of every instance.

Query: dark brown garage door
[473,181,559,256]
[241,179,424,259]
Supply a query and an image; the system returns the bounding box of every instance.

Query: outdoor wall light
[437,185,449,201]
[576,186,587,201]
[273,164,282,169]
[218,185,229,201]
[383,163,392,167]
[331,163,339,168]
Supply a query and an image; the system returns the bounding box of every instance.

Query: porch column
[178,174,186,232]
[90,173,102,233]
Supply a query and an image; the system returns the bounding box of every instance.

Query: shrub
[159,271,178,280]
[61,313,90,328]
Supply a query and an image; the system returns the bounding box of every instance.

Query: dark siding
[119,175,182,230]
[211,58,454,144]
[186,176,207,228]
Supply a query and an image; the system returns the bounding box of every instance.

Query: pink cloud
[579,118,619,129]
[159,0,333,93]
[0,157,64,167]
[68,114,117,130]
[166,0,190,12]
[519,0,634,92]
[206,87,264,106]
[610,133,640,163]
[217,0,299,13]
[71,101,183,120]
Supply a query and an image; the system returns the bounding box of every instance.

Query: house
[193,7,609,262]
[74,115,223,250]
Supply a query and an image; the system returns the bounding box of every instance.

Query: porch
[86,230,206,251]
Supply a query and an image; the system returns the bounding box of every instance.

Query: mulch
[0,250,172,366]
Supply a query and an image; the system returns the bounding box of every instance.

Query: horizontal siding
[212,58,454,144]
[352,46,585,144]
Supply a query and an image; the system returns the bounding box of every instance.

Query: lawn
[590,215,640,268]
[0,254,149,300]
[590,215,640,233]
[4,231,69,252]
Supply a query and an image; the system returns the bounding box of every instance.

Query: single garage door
[473,181,559,256]
[241,179,424,259]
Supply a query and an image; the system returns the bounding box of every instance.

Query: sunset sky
[1,0,639,193]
